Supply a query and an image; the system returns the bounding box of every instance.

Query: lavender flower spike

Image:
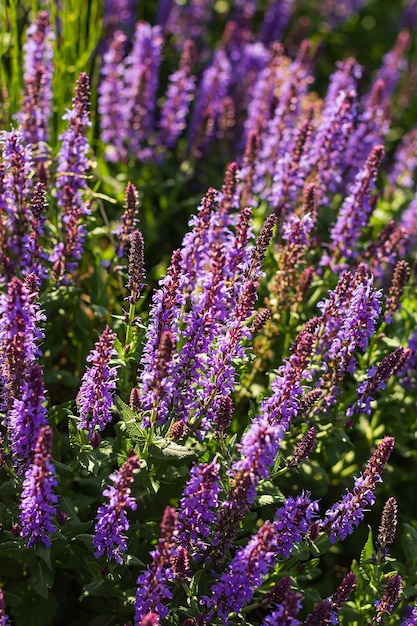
[323,436,395,543]
[206,493,317,624]
[94,454,140,563]
[372,573,403,624]
[76,326,119,438]
[135,506,179,622]
[20,425,58,548]
[18,11,54,153]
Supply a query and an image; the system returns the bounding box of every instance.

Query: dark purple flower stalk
[134,506,179,622]
[187,48,232,157]
[261,579,302,626]
[0,128,34,274]
[124,21,163,160]
[205,493,317,624]
[76,326,119,438]
[137,250,186,427]
[20,425,58,548]
[376,497,398,556]
[56,72,91,204]
[116,182,140,259]
[290,427,317,469]
[53,73,91,277]
[366,220,407,279]
[385,260,410,323]
[303,572,356,625]
[0,276,44,408]
[98,30,129,163]
[324,145,384,271]
[0,587,10,626]
[158,40,196,150]
[177,458,221,556]
[18,11,54,156]
[316,266,382,395]
[323,436,395,543]
[94,454,140,563]
[8,364,48,475]
[347,346,410,416]
[27,181,48,279]
[127,230,146,304]
[372,573,403,624]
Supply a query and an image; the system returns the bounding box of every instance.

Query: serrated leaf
[359,526,375,582]
[114,395,145,442]
[80,577,114,601]
[149,439,197,464]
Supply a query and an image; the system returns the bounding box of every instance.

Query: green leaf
[114,395,146,442]
[149,439,197,464]
[33,559,54,599]
[359,526,375,582]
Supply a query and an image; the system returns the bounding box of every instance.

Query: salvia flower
[0,276,44,408]
[347,346,410,416]
[18,11,54,154]
[385,260,410,323]
[323,436,395,543]
[177,458,222,556]
[372,573,403,624]
[0,128,34,274]
[19,425,58,547]
[261,578,302,625]
[205,493,317,623]
[76,326,119,438]
[8,364,48,475]
[94,454,140,563]
[134,506,179,622]
[324,145,384,270]
[376,497,398,556]
[127,229,146,304]
[116,182,140,259]
[290,427,317,469]
[303,572,356,625]
[158,39,196,150]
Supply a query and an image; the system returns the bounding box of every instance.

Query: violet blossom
[323,436,395,543]
[205,493,317,624]
[76,326,119,438]
[94,454,140,563]
[134,506,179,623]
[20,425,58,548]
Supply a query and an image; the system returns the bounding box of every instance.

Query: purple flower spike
[323,436,395,543]
[20,425,58,548]
[0,276,44,408]
[158,40,196,150]
[18,11,54,155]
[8,364,48,475]
[177,458,221,555]
[135,506,179,622]
[205,493,317,623]
[76,326,119,438]
[261,581,302,626]
[325,145,384,271]
[372,573,403,624]
[94,454,140,563]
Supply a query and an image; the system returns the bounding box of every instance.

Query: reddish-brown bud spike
[290,426,317,468]
[377,497,398,553]
[169,420,187,440]
[130,387,141,412]
[250,308,271,334]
